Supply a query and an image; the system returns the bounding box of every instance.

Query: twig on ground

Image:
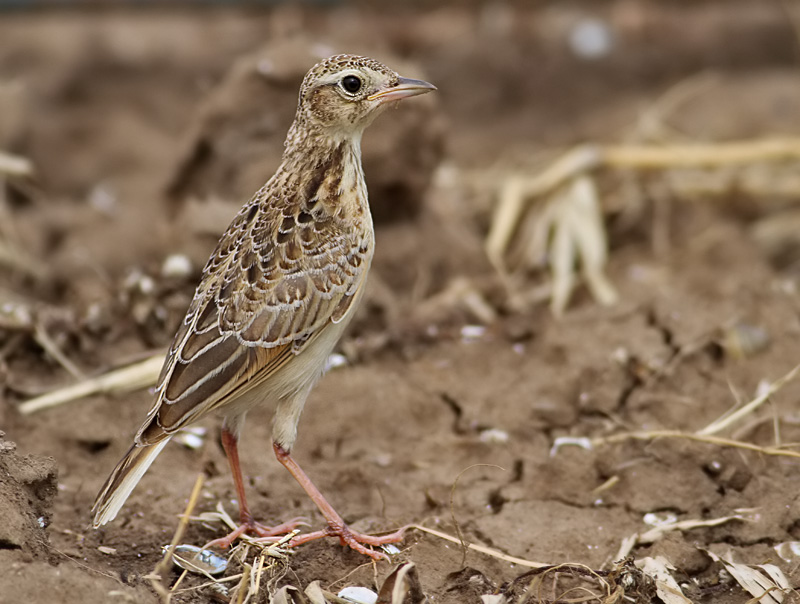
[487,137,800,315]
[591,430,800,459]
[0,151,33,177]
[449,464,506,567]
[705,550,790,604]
[615,515,745,560]
[171,536,291,596]
[145,473,205,603]
[698,363,800,436]
[18,353,164,415]
[33,323,86,381]
[234,562,251,604]
[411,524,548,569]
[637,556,693,604]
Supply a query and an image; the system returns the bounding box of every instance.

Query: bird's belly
[218,315,352,420]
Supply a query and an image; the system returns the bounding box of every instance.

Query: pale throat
[284,125,370,221]
[333,137,371,225]
[339,135,368,201]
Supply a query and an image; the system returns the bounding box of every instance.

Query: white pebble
[550,436,593,457]
[325,353,348,371]
[161,254,193,279]
[460,325,486,341]
[88,183,117,215]
[381,544,401,556]
[643,511,677,527]
[479,428,510,444]
[569,18,613,60]
[338,586,378,604]
[138,275,156,295]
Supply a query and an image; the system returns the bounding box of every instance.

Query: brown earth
[2,3,800,603]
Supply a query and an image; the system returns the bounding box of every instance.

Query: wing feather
[136,197,371,445]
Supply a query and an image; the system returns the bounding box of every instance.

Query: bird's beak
[368,76,437,103]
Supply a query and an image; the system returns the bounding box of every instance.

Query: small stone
[338,586,378,604]
[161,254,194,279]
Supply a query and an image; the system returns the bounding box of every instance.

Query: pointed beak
[367,76,437,103]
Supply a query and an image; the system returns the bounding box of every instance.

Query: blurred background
[3,1,800,330]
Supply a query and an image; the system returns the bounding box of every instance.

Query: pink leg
[204,428,306,549]
[273,442,406,560]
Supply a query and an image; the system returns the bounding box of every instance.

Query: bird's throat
[281,131,370,222]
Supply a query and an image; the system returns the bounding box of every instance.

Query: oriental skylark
[92,55,436,559]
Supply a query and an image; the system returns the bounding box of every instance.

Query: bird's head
[295,54,436,138]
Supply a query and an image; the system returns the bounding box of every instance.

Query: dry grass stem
[171,560,281,595]
[705,550,790,604]
[234,562,251,604]
[411,525,548,569]
[19,353,164,415]
[601,139,800,170]
[591,475,619,496]
[0,150,33,177]
[251,554,266,601]
[414,277,498,325]
[592,430,800,459]
[616,515,744,560]
[633,73,720,143]
[638,515,744,544]
[487,137,800,315]
[33,323,86,381]
[698,363,800,436]
[168,569,189,594]
[449,464,506,567]
[517,562,617,604]
[554,175,617,313]
[493,171,617,315]
[637,557,692,604]
[613,535,638,564]
[146,473,205,603]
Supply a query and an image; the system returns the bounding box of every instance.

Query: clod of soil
[0,434,57,558]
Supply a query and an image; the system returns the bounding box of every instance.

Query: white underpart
[340,136,367,199]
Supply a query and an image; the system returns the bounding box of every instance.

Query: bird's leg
[272,442,406,560]
[204,428,306,549]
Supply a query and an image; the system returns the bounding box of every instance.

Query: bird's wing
[136,196,371,444]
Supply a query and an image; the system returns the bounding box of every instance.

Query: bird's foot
[204,516,308,550]
[281,522,408,561]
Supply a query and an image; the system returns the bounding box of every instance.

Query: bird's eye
[341,75,362,94]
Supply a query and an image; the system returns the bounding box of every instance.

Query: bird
[92,54,436,559]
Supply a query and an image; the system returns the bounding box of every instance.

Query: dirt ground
[3,2,800,603]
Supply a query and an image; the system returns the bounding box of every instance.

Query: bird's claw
[204,516,309,550]
[287,523,408,560]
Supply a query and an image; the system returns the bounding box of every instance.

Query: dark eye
[341,75,362,94]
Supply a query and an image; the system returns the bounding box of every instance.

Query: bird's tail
[92,439,169,528]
